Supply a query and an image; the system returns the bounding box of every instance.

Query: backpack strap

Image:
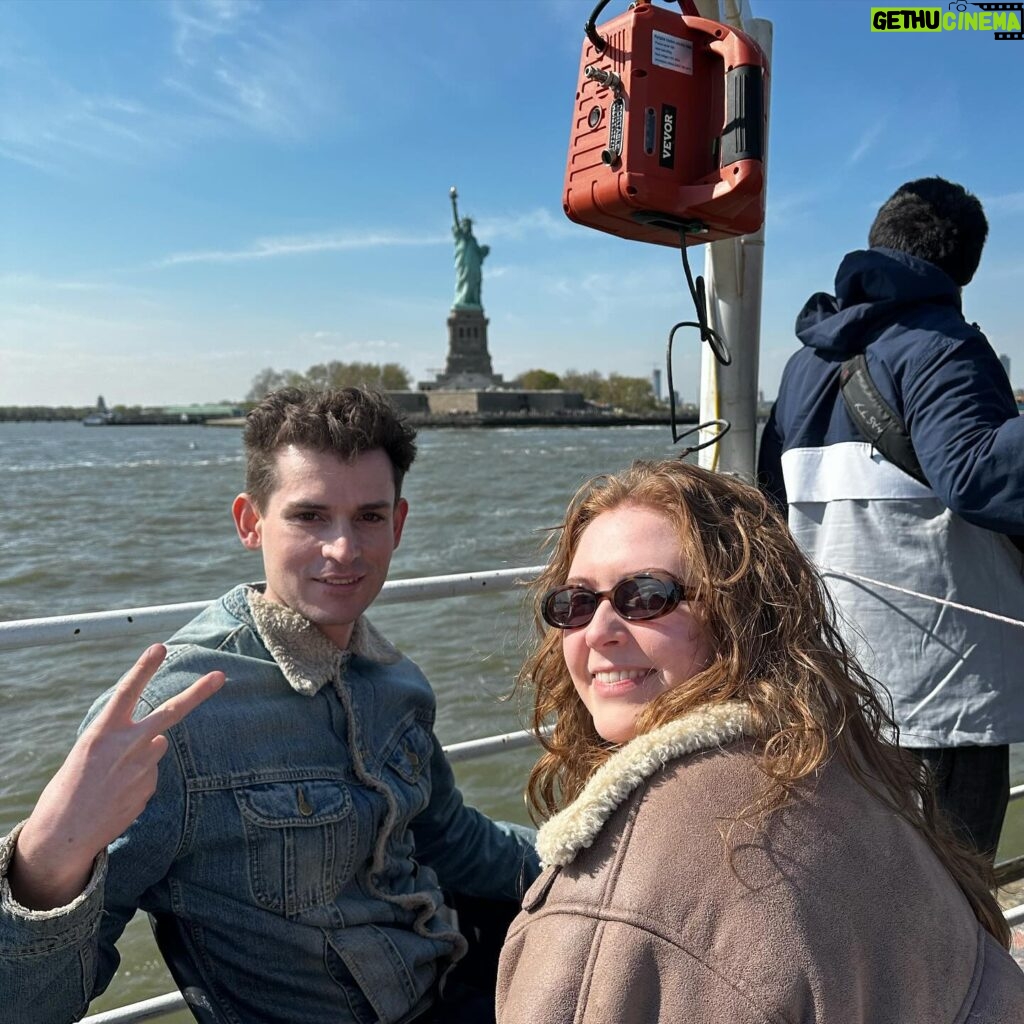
[839,353,928,486]
[839,353,1024,559]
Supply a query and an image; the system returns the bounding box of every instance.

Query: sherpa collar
[246,587,400,697]
[536,701,756,868]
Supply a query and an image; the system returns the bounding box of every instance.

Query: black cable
[665,230,732,452]
[672,418,731,457]
[585,1,694,53]
[584,0,614,52]
[676,233,731,367]
[666,321,731,453]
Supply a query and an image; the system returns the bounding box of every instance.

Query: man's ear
[392,497,409,550]
[232,493,263,551]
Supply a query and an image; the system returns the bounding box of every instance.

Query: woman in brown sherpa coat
[497,459,1023,1023]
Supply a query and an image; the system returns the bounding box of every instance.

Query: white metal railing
[0,566,547,652]
[84,992,185,1024]
[444,727,546,764]
[2,564,1019,1023]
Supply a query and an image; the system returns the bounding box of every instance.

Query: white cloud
[0,67,165,173]
[0,0,348,174]
[169,0,262,63]
[163,0,342,138]
[156,207,579,267]
[157,229,450,266]
[848,120,886,165]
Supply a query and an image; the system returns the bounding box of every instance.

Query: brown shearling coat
[497,703,1024,1023]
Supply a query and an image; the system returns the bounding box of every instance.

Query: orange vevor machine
[563,0,768,248]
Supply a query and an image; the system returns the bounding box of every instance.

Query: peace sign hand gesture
[8,645,225,911]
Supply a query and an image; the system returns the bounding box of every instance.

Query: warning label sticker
[651,31,693,74]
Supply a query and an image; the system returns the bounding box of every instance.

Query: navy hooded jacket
[757,247,1024,746]
[759,247,1023,534]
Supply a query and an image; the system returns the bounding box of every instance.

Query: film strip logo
[968,2,1024,39]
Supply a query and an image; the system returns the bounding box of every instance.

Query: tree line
[512,369,657,411]
[0,406,99,422]
[247,363,659,412]
[247,362,411,401]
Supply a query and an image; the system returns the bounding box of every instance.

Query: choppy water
[1,421,1021,1018]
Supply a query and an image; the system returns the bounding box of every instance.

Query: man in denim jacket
[0,387,539,1024]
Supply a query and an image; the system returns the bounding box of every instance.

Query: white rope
[822,567,1024,631]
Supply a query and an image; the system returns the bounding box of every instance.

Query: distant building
[652,368,662,402]
[418,389,584,415]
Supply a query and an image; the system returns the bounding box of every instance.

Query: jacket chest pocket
[382,722,434,818]
[235,778,356,917]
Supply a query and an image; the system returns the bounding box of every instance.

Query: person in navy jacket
[758,177,1024,860]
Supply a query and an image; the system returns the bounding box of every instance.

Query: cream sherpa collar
[246,587,400,697]
[536,701,756,868]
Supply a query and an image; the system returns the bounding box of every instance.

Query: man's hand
[8,645,225,911]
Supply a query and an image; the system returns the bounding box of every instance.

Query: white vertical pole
[693,1,772,477]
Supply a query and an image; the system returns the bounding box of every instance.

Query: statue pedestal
[419,307,503,390]
[445,308,494,377]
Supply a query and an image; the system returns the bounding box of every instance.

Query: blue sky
[1,0,1022,407]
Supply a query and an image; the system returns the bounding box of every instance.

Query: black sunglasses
[541,571,693,630]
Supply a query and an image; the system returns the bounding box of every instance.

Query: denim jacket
[0,585,539,1024]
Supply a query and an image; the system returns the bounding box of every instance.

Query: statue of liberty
[449,186,489,310]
